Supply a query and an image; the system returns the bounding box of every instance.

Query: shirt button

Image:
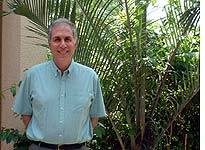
[59,134,62,137]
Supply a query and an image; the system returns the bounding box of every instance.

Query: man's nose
[60,40,67,48]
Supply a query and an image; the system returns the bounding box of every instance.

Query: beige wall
[1,14,47,149]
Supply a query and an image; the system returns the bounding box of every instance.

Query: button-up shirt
[13,60,106,144]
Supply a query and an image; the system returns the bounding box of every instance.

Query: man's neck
[53,58,72,74]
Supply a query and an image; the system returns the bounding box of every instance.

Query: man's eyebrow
[52,35,60,38]
[53,35,72,38]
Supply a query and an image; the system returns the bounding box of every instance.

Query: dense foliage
[0,0,200,149]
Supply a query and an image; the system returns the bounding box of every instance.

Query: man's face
[49,23,78,63]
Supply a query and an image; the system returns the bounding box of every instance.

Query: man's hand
[21,115,32,128]
[91,117,99,129]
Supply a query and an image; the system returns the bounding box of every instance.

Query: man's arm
[91,117,99,129]
[21,115,32,128]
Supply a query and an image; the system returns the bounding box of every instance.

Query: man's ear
[48,41,51,49]
[75,38,78,48]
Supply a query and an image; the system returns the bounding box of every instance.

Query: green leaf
[94,125,106,138]
[10,85,17,97]
[151,0,157,5]
[18,80,22,87]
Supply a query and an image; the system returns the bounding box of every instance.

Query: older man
[13,18,106,150]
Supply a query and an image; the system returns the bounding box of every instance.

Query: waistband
[33,141,85,150]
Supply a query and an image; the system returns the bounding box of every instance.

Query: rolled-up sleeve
[90,75,106,118]
[13,71,33,115]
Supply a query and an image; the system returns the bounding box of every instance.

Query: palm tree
[1,0,199,149]
[150,0,200,148]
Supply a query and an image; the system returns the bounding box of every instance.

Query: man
[13,18,106,150]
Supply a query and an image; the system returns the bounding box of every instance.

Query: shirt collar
[50,59,75,77]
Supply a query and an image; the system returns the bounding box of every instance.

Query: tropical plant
[148,0,200,149]
[0,0,200,149]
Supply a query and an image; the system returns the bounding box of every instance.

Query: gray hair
[48,18,78,42]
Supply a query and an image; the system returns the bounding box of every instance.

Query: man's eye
[65,38,71,42]
[54,39,60,42]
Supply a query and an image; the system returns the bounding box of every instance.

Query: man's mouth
[57,50,69,55]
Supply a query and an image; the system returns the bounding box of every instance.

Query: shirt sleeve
[90,74,107,118]
[12,71,33,115]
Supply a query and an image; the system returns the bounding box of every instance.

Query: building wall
[1,13,47,149]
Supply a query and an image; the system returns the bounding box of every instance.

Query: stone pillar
[0,13,47,149]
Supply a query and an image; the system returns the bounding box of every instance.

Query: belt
[33,141,84,150]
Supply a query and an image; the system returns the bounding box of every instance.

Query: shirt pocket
[70,92,93,113]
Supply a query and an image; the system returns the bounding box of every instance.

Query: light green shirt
[13,60,106,144]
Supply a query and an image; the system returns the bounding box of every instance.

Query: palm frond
[179,0,200,35]
[3,0,76,47]
[150,0,200,116]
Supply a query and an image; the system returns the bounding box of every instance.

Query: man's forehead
[51,26,73,37]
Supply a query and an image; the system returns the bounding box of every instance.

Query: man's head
[48,18,78,43]
[48,18,78,71]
